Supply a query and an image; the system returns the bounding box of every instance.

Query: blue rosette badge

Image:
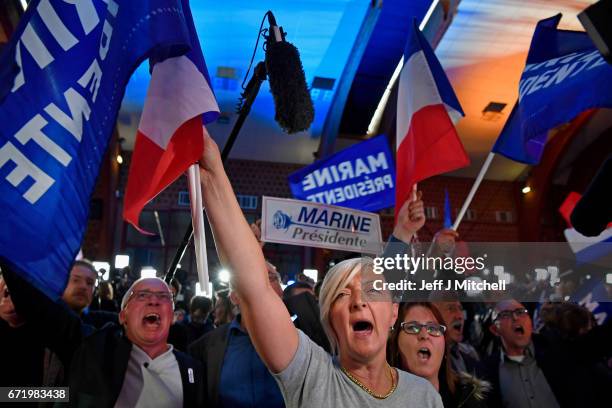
[273,211,293,230]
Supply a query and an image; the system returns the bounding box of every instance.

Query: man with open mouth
[430,291,484,378]
[486,298,612,408]
[3,267,205,407]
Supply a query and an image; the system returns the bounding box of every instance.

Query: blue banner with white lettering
[0,0,193,299]
[288,135,395,212]
[493,14,612,164]
[571,278,611,325]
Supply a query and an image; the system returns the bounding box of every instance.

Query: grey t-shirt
[273,330,443,408]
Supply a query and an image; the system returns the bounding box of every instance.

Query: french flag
[396,20,469,217]
[559,192,612,265]
[124,0,219,232]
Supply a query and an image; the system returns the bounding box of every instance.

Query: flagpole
[187,164,210,297]
[452,152,495,230]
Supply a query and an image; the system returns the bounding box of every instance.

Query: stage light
[303,269,318,282]
[195,282,213,297]
[522,186,531,194]
[93,261,110,280]
[114,254,130,269]
[141,267,157,278]
[218,269,230,283]
[116,154,123,164]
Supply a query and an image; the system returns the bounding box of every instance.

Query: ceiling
[118,0,603,181]
[120,0,372,164]
[436,0,596,180]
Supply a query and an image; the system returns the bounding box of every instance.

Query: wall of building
[82,153,520,283]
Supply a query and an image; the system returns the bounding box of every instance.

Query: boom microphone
[264,11,315,134]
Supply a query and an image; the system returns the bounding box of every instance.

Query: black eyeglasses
[128,290,173,304]
[400,321,447,337]
[495,308,528,321]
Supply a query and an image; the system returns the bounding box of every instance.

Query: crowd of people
[1,133,610,407]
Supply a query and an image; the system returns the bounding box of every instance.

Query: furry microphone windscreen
[265,40,315,134]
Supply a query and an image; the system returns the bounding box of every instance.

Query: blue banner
[493,14,612,164]
[571,278,612,325]
[288,135,395,212]
[0,0,193,299]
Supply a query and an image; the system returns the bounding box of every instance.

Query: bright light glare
[141,267,157,279]
[93,261,110,280]
[303,269,318,282]
[218,269,230,283]
[114,254,130,269]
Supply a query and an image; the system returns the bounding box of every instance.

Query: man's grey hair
[120,277,173,310]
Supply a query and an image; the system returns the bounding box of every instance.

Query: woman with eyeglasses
[388,302,491,408]
[198,132,442,408]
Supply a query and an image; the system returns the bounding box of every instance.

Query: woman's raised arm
[199,130,298,373]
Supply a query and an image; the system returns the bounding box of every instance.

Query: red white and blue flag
[124,0,219,232]
[396,20,469,217]
[559,192,612,266]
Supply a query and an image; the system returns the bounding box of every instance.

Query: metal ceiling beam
[316,0,382,159]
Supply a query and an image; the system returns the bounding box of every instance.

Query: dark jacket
[0,320,45,387]
[187,292,330,407]
[484,321,612,408]
[3,267,204,408]
[188,322,231,407]
[68,324,203,407]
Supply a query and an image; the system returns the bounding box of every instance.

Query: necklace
[340,363,397,399]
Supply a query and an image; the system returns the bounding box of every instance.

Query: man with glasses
[485,299,560,408]
[430,291,485,377]
[188,263,287,408]
[3,267,204,407]
[486,298,611,408]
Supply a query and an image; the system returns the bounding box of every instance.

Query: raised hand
[393,190,425,243]
[250,219,265,248]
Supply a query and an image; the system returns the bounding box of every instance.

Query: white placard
[261,196,383,254]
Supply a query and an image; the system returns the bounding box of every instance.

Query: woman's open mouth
[417,347,431,361]
[352,320,373,337]
[513,324,525,335]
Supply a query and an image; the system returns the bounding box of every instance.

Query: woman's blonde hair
[318,257,374,354]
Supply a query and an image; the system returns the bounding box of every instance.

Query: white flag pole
[452,152,495,230]
[187,163,210,297]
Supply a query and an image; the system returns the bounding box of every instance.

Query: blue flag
[443,189,452,229]
[288,135,395,212]
[570,278,612,325]
[0,0,194,299]
[493,14,612,164]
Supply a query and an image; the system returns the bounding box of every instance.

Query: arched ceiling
[118,0,606,182]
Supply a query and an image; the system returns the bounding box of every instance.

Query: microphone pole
[165,9,313,283]
[165,62,268,283]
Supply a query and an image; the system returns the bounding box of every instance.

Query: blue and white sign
[571,277,611,325]
[261,196,383,254]
[288,135,395,212]
[494,14,612,164]
[0,0,194,299]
